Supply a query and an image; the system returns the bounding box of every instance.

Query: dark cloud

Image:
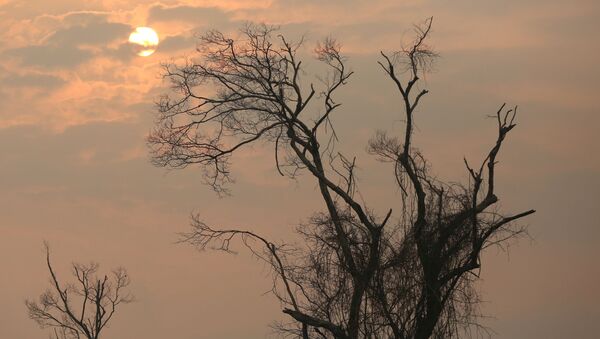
[157,35,197,53]
[46,21,131,46]
[146,5,241,55]
[62,11,111,25]
[4,14,131,68]
[1,73,66,89]
[105,42,137,63]
[6,44,93,68]
[148,4,232,26]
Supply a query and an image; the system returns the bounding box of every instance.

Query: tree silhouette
[149,19,535,338]
[25,243,133,339]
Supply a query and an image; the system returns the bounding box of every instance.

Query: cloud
[45,20,131,46]
[6,44,93,68]
[157,34,197,53]
[0,8,157,130]
[1,72,66,89]
[148,4,232,25]
[4,13,132,68]
[61,11,112,25]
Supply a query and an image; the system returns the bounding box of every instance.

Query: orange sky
[1,1,599,338]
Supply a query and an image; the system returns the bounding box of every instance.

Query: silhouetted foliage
[149,18,535,339]
[25,243,133,339]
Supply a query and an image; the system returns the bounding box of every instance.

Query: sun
[128,27,159,57]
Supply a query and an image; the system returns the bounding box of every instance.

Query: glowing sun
[129,27,159,57]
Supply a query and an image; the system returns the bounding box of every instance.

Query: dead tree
[149,19,535,339]
[25,244,133,339]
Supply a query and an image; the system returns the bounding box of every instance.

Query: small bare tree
[149,19,535,338]
[25,244,133,339]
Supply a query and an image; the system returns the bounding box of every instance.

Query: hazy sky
[1,0,599,338]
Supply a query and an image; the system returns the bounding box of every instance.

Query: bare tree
[25,243,133,339]
[149,19,535,339]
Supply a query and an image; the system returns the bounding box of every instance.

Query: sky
[1,0,599,338]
